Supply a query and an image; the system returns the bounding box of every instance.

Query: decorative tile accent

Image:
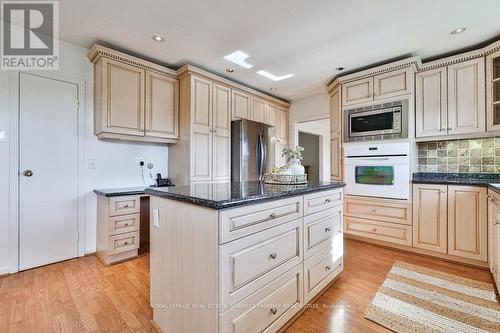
[417,137,500,173]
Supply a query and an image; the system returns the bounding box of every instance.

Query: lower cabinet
[413,184,487,262]
[488,189,500,291]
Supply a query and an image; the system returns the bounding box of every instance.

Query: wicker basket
[263,173,307,185]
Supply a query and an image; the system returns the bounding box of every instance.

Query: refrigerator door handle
[258,129,266,180]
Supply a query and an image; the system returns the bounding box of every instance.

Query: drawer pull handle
[269,253,277,259]
[270,308,278,315]
[123,204,129,208]
[371,208,377,213]
[372,228,377,232]
[324,198,331,204]
[325,265,332,271]
[325,227,331,233]
[124,223,128,227]
[124,241,128,245]
[269,212,277,219]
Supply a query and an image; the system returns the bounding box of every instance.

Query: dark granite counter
[145,181,346,210]
[412,173,500,193]
[94,187,147,197]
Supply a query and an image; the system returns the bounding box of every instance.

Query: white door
[19,73,79,270]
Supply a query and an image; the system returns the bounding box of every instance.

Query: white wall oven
[345,100,408,142]
[344,142,410,200]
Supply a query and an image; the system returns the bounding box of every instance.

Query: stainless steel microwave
[345,100,408,142]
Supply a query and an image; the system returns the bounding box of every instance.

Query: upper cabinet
[89,45,179,144]
[250,97,266,123]
[265,103,277,127]
[232,89,250,120]
[342,68,412,107]
[487,50,500,131]
[415,57,485,138]
[447,58,485,135]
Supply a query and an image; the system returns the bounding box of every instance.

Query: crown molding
[177,64,290,107]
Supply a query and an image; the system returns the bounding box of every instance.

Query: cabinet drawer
[344,216,412,246]
[108,213,140,236]
[304,207,342,258]
[108,231,139,255]
[219,196,303,243]
[304,246,343,303]
[109,196,140,216]
[345,198,412,225]
[219,219,303,307]
[220,264,303,333]
[303,189,343,216]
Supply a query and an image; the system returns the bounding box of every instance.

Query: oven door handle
[352,157,391,161]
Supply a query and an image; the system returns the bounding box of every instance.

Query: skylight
[256,70,294,81]
[223,50,253,69]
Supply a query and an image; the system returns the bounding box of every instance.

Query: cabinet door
[190,76,213,181]
[101,58,145,136]
[447,185,487,262]
[212,83,231,181]
[330,87,342,181]
[342,77,373,106]
[374,68,412,100]
[266,102,277,126]
[251,97,266,123]
[486,50,500,132]
[232,90,250,119]
[412,184,447,253]
[145,72,179,139]
[415,68,448,138]
[277,107,288,142]
[447,58,486,135]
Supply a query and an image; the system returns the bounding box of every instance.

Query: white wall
[289,93,331,182]
[0,40,169,273]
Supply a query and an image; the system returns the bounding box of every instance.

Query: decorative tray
[263,173,307,185]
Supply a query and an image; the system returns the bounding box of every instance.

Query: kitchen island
[145,181,345,333]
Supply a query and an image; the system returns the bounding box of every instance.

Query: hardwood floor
[0,239,494,333]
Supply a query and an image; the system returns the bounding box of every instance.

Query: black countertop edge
[145,182,346,210]
[412,173,500,193]
[94,186,175,197]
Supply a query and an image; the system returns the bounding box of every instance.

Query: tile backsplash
[417,137,500,173]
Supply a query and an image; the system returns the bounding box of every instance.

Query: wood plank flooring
[0,239,495,333]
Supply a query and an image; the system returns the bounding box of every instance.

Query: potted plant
[282,145,305,175]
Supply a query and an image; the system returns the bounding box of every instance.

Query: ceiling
[59,0,500,100]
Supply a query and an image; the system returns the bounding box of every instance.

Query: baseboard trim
[0,266,10,277]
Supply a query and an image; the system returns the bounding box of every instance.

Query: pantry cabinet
[486,50,500,131]
[412,184,487,262]
[89,45,179,143]
[330,86,342,181]
[212,83,232,181]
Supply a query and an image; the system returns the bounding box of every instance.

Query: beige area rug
[365,261,500,333]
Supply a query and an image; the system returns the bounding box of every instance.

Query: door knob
[23,170,33,177]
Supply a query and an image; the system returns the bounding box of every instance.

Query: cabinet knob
[325,265,332,271]
[269,212,277,219]
[325,227,331,233]
[23,169,34,177]
[270,308,278,315]
[371,208,377,213]
[269,253,277,259]
[124,223,128,227]
[124,241,128,245]
[372,228,377,232]
[324,198,331,204]
[123,204,129,208]
[441,190,446,193]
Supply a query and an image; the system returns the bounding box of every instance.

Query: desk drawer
[109,196,140,216]
[219,196,302,244]
[220,219,303,307]
[108,213,140,236]
[220,264,303,333]
[303,189,343,216]
[344,216,412,246]
[108,231,139,255]
[345,197,412,225]
[304,207,342,258]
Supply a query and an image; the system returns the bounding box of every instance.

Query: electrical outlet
[88,159,97,169]
[136,157,144,165]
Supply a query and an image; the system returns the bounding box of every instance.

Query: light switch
[0,130,6,143]
[153,209,160,228]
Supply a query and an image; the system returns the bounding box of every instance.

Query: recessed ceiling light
[335,66,345,71]
[270,88,277,91]
[152,35,165,42]
[224,50,254,69]
[450,27,466,35]
[225,68,234,73]
[256,70,294,82]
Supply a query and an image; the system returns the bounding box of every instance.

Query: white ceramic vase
[287,158,305,175]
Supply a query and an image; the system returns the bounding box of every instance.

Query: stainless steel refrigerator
[231,119,275,182]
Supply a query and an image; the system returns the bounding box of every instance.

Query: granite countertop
[145,181,346,210]
[412,173,500,193]
[94,185,175,197]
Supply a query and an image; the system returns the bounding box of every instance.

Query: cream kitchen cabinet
[486,50,500,132]
[274,106,289,167]
[329,86,342,180]
[488,189,500,291]
[232,89,251,120]
[89,45,179,143]
[412,184,487,262]
[265,102,277,126]
[415,68,448,138]
[212,83,232,181]
[447,58,486,135]
[342,68,412,107]
[250,96,266,123]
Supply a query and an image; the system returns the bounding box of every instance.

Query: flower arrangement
[282,145,304,162]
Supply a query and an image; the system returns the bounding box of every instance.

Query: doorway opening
[299,132,320,183]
